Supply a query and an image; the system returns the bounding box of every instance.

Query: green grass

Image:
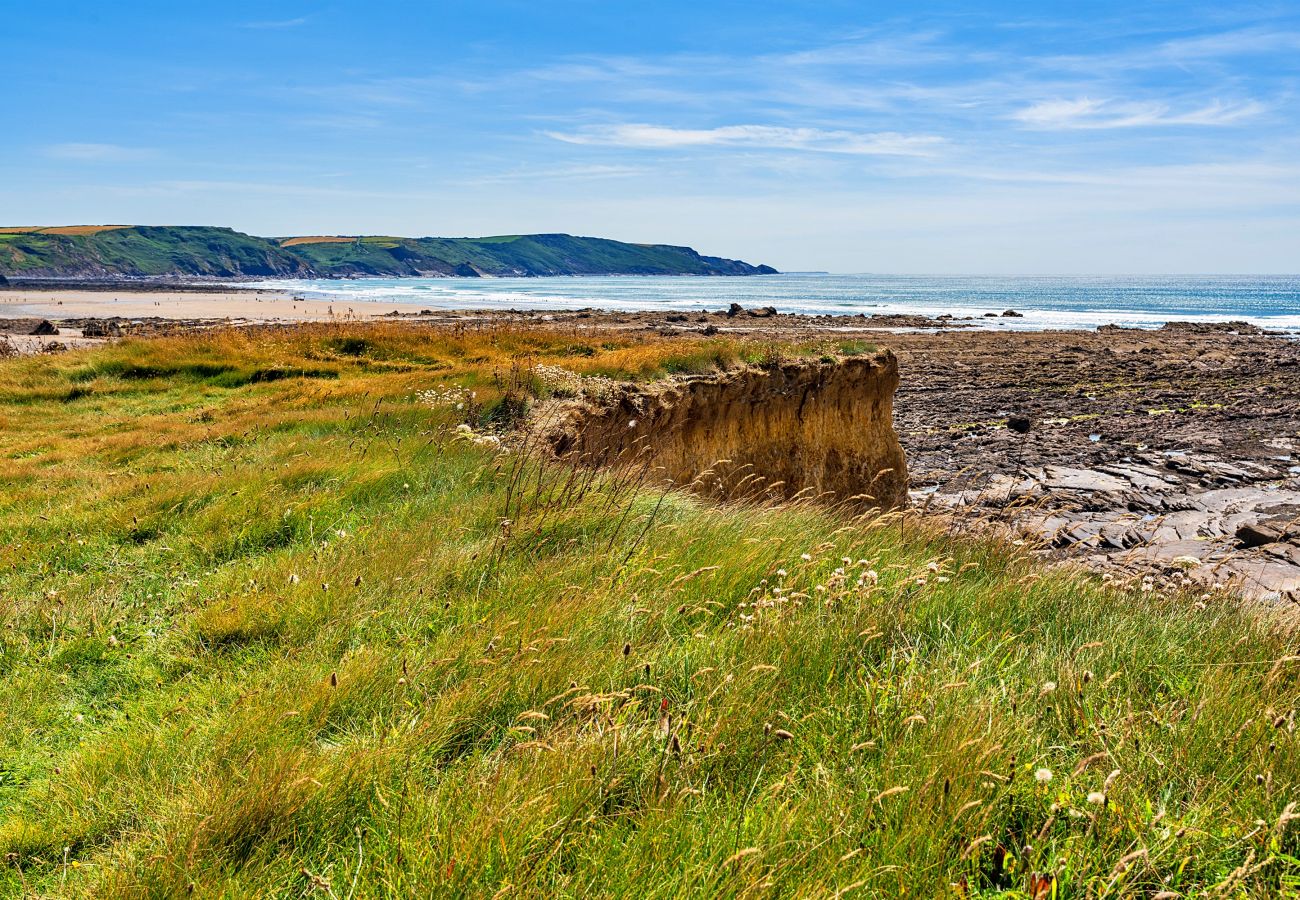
[0,227,775,279]
[0,226,313,278]
[0,324,1297,897]
[283,233,775,277]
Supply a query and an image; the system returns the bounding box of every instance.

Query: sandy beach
[0,286,393,322]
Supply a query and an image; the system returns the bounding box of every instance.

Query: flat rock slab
[1040,466,1130,493]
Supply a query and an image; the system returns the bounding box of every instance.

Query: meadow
[0,322,1297,897]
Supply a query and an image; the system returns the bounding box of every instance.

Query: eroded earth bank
[541,352,908,510]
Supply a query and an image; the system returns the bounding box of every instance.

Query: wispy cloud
[1011,97,1264,129]
[295,114,384,130]
[775,30,955,68]
[1035,27,1300,76]
[240,17,309,30]
[467,164,650,185]
[546,124,946,156]
[45,142,157,162]
[287,76,444,108]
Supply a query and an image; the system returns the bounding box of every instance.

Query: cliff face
[544,353,908,510]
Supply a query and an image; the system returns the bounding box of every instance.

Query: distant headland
[0,225,778,281]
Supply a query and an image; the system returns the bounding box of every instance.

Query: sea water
[243,273,1300,332]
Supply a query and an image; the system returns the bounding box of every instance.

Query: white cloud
[1012,98,1264,129]
[545,124,946,156]
[467,164,650,185]
[45,143,157,162]
[775,31,953,68]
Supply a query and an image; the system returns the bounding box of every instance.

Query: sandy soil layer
[3,296,1297,602]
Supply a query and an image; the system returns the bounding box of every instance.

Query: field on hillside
[0,227,131,237]
[278,236,358,247]
[1,323,1298,897]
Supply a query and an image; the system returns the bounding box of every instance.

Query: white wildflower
[1035,768,1053,784]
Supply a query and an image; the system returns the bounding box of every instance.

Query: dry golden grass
[279,235,359,246]
[0,225,132,235]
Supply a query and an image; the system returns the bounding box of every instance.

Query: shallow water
[243,273,1300,331]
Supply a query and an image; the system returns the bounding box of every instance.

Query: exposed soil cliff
[542,353,908,509]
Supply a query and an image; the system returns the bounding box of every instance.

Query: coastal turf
[0,226,775,278]
[0,324,1297,897]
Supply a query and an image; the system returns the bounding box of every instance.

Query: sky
[4,0,1299,273]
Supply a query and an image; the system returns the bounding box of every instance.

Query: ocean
[244,273,1300,331]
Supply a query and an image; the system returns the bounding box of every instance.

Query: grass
[278,236,358,246]
[281,232,774,276]
[0,226,311,278]
[0,227,773,278]
[0,323,1297,897]
[0,226,130,236]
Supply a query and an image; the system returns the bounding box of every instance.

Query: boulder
[726,303,744,318]
[81,319,123,337]
[1236,522,1283,548]
[747,306,778,318]
[30,320,59,336]
[1002,309,1024,318]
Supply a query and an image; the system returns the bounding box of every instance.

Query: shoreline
[0,287,389,323]
[1,285,1295,335]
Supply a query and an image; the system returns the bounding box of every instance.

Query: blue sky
[5,0,1299,273]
